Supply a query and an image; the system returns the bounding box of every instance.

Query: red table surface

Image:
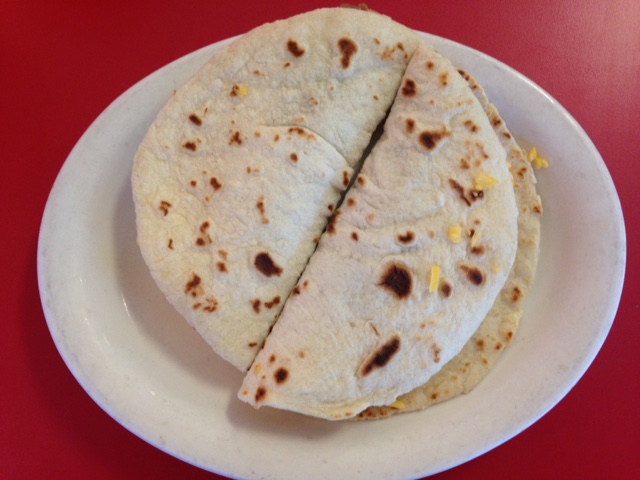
[2,1,638,479]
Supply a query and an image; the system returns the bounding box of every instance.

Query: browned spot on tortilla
[426,61,435,70]
[184,273,203,298]
[190,180,197,187]
[338,37,358,69]
[503,131,512,139]
[216,262,227,273]
[209,177,222,191]
[298,351,306,359]
[431,343,442,363]
[342,170,350,187]
[159,200,172,216]
[360,335,401,376]
[448,179,471,206]
[189,114,202,126]
[287,39,305,57]
[202,296,218,312]
[183,141,197,151]
[471,245,486,256]
[379,264,413,299]
[283,61,291,68]
[192,302,201,310]
[229,130,242,145]
[464,120,479,133]
[274,367,289,384]
[195,237,205,247]
[492,117,503,127]
[533,204,543,215]
[512,286,523,303]
[269,354,276,364]
[292,286,301,296]
[253,69,263,76]
[248,342,258,348]
[431,392,439,400]
[252,299,261,314]
[346,198,357,207]
[440,72,449,87]
[356,175,366,187]
[373,95,379,101]
[254,252,283,277]
[289,153,298,163]
[255,387,267,403]
[218,250,228,260]
[419,128,450,151]
[505,330,514,342]
[256,196,269,224]
[516,166,528,180]
[405,118,416,134]
[167,239,174,250]
[460,158,470,170]
[402,78,417,97]
[351,231,359,242]
[265,296,281,309]
[199,221,210,233]
[476,339,485,351]
[397,231,415,245]
[327,204,334,212]
[326,211,340,236]
[495,342,504,351]
[457,68,470,80]
[439,281,452,298]
[459,265,484,286]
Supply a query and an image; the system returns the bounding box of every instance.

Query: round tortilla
[132,8,419,370]
[355,70,542,420]
[239,42,520,420]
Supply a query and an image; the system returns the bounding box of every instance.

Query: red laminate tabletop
[2,1,638,479]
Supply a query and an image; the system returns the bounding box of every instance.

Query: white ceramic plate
[38,31,626,479]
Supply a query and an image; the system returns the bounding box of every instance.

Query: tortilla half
[355,71,542,420]
[132,8,419,370]
[239,41,520,420]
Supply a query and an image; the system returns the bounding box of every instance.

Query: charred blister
[254,252,283,278]
[360,335,401,377]
[379,263,413,299]
[287,39,305,58]
[338,37,358,69]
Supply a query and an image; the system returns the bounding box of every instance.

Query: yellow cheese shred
[448,225,462,243]
[429,265,441,293]
[470,229,481,248]
[474,172,499,191]
[528,147,549,169]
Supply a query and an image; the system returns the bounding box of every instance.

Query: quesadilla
[355,71,542,420]
[239,41,521,420]
[132,8,419,370]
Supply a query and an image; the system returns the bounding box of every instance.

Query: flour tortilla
[132,8,419,370]
[355,71,542,420]
[239,42,519,420]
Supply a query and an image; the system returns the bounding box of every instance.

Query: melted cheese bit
[528,147,549,169]
[474,172,499,191]
[232,84,249,97]
[429,265,441,293]
[448,225,462,243]
[390,399,406,410]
